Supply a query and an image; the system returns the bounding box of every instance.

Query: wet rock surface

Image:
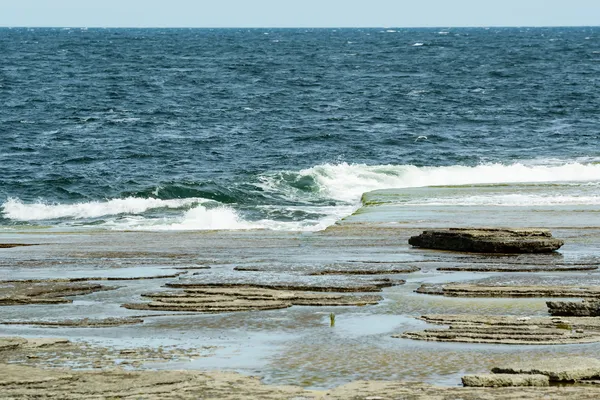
[547,300,600,317]
[461,373,550,387]
[0,336,217,370]
[233,262,420,275]
[0,317,144,327]
[437,264,597,272]
[0,243,37,249]
[166,278,401,292]
[0,281,115,305]
[2,272,184,283]
[124,285,384,313]
[1,227,599,397]
[492,357,600,382]
[416,283,600,298]
[2,362,600,399]
[409,228,564,253]
[397,314,600,345]
[309,264,419,275]
[0,337,28,351]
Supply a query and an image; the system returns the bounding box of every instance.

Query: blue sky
[1,0,599,28]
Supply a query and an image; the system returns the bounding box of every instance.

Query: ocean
[1,27,599,231]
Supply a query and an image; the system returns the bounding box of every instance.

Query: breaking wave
[2,197,205,221]
[2,161,600,231]
[291,162,600,203]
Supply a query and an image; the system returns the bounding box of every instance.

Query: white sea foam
[296,162,600,204]
[106,203,355,232]
[124,204,257,231]
[4,162,600,232]
[2,197,205,221]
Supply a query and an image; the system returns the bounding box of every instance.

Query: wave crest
[2,197,205,221]
[294,162,600,203]
[3,161,600,231]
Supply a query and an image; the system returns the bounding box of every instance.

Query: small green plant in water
[556,323,572,330]
[329,312,335,327]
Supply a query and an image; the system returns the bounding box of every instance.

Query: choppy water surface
[1,27,599,231]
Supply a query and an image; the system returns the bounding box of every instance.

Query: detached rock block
[409,228,564,253]
[462,373,549,387]
[547,300,600,317]
[492,357,600,382]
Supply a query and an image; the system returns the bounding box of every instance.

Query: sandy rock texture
[0,317,144,328]
[0,336,217,370]
[0,243,37,248]
[409,228,564,253]
[436,264,597,272]
[461,373,550,387]
[492,357,600,382]
[416,283,600,298]
[124,285,384,313]
[547,299,600,316]
[233,262,420,275]
[165,279,400,292]
[0,281,115,305]
[397,314,600,345]
[2,363,600,399]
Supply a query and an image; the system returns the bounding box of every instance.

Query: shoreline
[1,223,600,393]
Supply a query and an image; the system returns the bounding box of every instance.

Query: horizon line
[0,25,598,29]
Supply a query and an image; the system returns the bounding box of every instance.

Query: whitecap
[407,89,428,96]
[294,162,600,204]
[2,197,206,221]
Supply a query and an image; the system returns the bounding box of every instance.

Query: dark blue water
[1,27,599,230]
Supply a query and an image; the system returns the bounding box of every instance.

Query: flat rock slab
[24,338,70,348]
[0,243,37,249]
[233,262,420,276]
[416,314,600,330]
[462,374,549,387]
[397,314,600,345]
[492,357,600,382]
[437,264,597,272]
[0,364,74,386]
[3,363,600,399]
[0,337,66,352]
[0,281,115,306]
[166,279,402,293]
[0,317,144,328]
[417,283,600,298]
[0,336,217,371]
[409,228,564,253]
[124,286,383,313]
[309,264,419,276]
[3,272,184,283]
[547,300,600,317]
[0,337,28,351]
